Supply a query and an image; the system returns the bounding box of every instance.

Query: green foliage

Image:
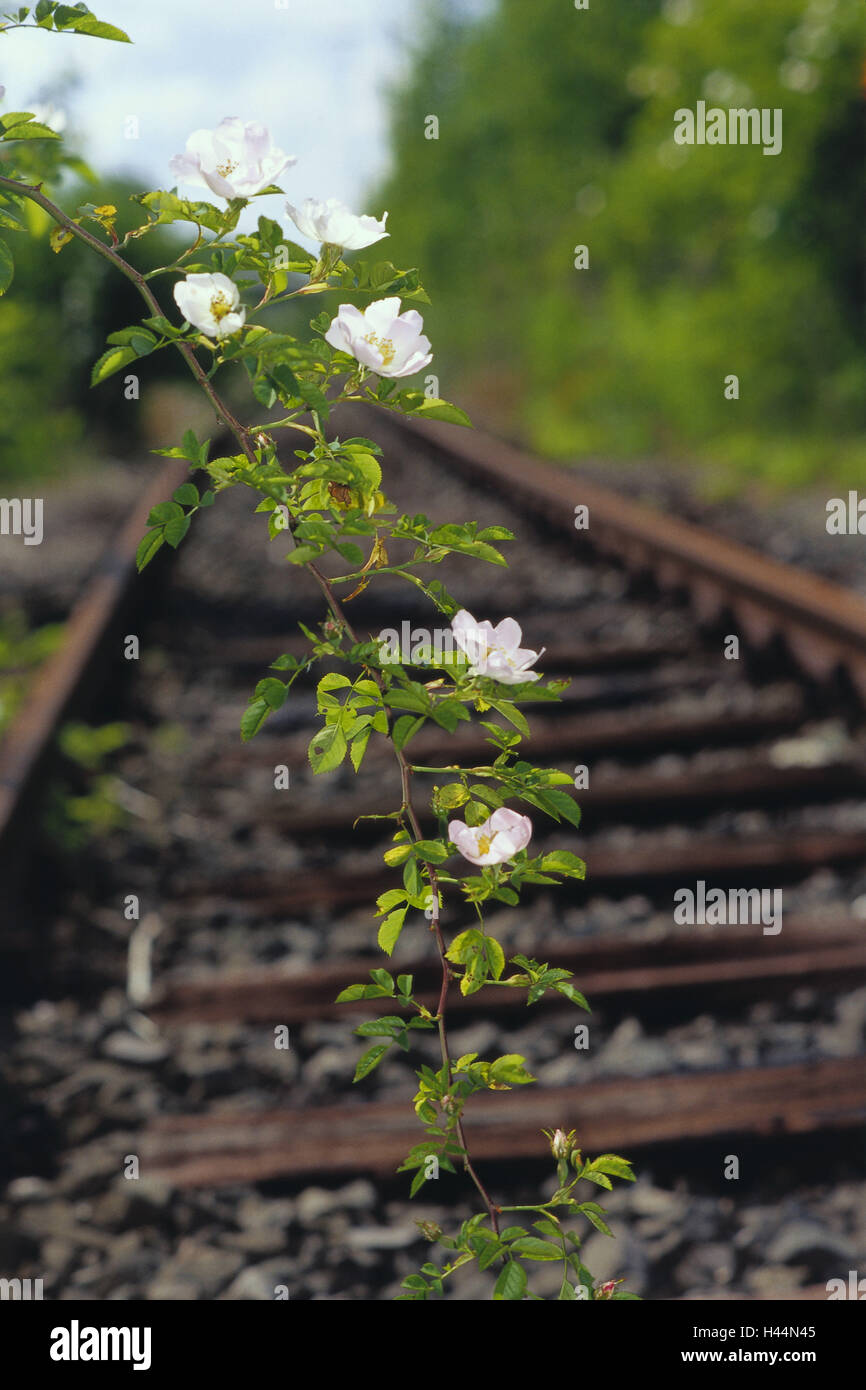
[3,11,641,1301]
[0,3,130,42]
[0,607,63,733]
[375,0,866,488]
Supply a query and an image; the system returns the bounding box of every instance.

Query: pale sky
[1,0,486,224]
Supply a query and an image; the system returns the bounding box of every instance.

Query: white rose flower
[451,610,543,685]
[286,197,389,250]
[324,296,432,379]
[173,272,245,340]
[170,118,296,200]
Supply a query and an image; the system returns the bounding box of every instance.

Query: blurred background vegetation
[0,175,186,484]
[374,0,865,492]
[0,0,863,494]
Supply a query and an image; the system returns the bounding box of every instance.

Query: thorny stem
[0,171,503,1236]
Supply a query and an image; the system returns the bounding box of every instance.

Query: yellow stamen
[363,331,396,368]
[215,158,239,178]
[476,833,493,856]
[209,291,233,322]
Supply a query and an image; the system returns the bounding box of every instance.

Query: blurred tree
[376,0,866,489]
[0,174,185,483]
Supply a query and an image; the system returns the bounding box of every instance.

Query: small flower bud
[416,1220,442,1242]
[544,1126,577,1161]
[596,1278,622,1299]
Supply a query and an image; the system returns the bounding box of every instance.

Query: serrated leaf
[489,1053,535,1086]
[412,397,472,427]
[135,528,164,572]
[539,850,586,879]
[350,726,371,772]
[378,908,407,956]
[509,1237,562,1261]
[554,981,590,1011]
[353,1042,389,1082]
[240,696,272,742]
[308,722,347,773]
[163,514,191,549]
[2,120,60,140]
[493,1261,526,1301]
[173,483,199,506]
[91,345,136,386]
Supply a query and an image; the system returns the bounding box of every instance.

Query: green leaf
[0,237,13,296]
[588,1154,635,1181]
[147,501,184,526]
[240,697,272,742]
[539,850,586,879]
[493,1261,527,1301]
[106,325,158,357]
[173,483,199,506]
[350,726,372,772]
[354,1015,405,1038]
[536,787,582,829]
[2,121,60,140]
[308,722,347,774]
[378,908,407,956]
[53,6,131,40]
[554,981,590,1011]
[412,839,449,864]
[353,1043,390,1082]
[317,672,351,694]
[446,928,506,995]
[489,700,530,737]
[384,843,412,867]
[559,1278,578,1300]
[256,677,288,710]
[581,1208,614,1237]
[413,397,472,427]
[163,513,191,549]
[135,528,164,572]
[509,1237,562,1261]
[489,1053,535,1086]
[392,714,425,751]
[91,345,136,386]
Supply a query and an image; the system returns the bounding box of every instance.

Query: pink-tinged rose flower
[451,610,543,685]
[173,271,245,340]
[324,296,432,378]
[286,197,388,250]
[448,807,533,867]
[170,118,295,200]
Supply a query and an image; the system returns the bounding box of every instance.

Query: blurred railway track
[2,410,865,1298]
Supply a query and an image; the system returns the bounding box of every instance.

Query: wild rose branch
[0,3,638,1301]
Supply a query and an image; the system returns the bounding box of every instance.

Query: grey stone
[296,1180,375,1225]
[766,1220,856,1267]
[220,1226,287,1256]
[101,1032,170,1065]
[89,1179,173,1231]
[145,1240,244,1299]
[675,1242,735,1291]
[347,1222,419,1252]
[221,1258,294,1300]
[5,1175,53,1202]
